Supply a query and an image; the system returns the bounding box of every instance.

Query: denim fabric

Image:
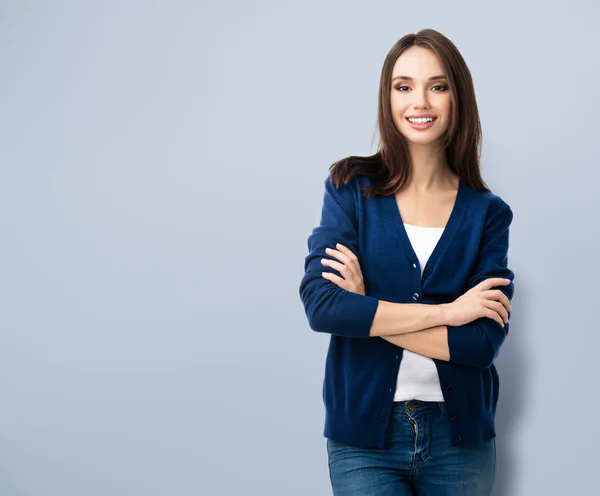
[327,400,496,495]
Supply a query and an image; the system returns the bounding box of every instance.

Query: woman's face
[390,46,452,147]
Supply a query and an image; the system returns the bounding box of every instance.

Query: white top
[393,222,445,402]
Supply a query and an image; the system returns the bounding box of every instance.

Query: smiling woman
[299,28,515,496]
[390,48,452,142]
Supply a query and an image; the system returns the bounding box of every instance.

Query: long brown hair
[329,28,491,196]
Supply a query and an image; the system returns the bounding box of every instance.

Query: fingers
[478,278,512,291]
[321,257,352,278]
[321,271,347,289]
[483,289,512,313]
[321,243,355,283]
[495,290,511,312]
[333,243,357,260]
[323,244,359,278]
[485,308,505,327]
[484,300,509,324]
[321,244,366,295]
[327,244,358,268]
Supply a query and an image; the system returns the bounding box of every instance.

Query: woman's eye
[394,84,448,92]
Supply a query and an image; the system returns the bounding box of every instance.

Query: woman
[298,29,515,495]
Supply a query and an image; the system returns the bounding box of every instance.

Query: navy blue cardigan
[298,173,515,448]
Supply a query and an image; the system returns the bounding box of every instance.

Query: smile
[405,117,437,130]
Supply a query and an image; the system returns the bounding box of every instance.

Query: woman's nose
[413,88,430,107]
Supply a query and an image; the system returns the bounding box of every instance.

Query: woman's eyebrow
[392,75,448,82]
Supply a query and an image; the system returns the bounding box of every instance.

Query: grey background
[1,1,599,495]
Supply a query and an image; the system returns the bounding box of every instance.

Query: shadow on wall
[492,275,529,496]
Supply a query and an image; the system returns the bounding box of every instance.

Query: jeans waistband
[392,399,446,416]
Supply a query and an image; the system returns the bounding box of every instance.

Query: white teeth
[408,117,434,124]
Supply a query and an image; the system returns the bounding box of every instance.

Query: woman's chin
[403,134,444,146]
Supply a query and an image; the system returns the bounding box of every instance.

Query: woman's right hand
[442,278,512,327]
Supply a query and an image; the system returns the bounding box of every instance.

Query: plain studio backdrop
[1,1,599,495]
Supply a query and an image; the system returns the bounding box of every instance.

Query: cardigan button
[451,415,459,423]
[445,383,453,392]
[412,293,420,301]
[456,435,462,443]
[425,267,433,276]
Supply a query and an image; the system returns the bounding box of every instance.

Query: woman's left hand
[321,243,366,296]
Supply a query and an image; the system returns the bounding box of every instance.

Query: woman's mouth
[405,117,437,130]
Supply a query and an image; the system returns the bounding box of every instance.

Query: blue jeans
[327,400,496,495]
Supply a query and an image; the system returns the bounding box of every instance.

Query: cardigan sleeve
[446,199,515,368]
[298,175,380,338]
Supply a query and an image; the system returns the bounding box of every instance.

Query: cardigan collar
[386,177,469,275]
